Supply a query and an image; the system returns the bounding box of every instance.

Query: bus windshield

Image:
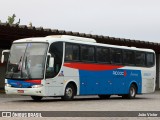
[6,43,48,79]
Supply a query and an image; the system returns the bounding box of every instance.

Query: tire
[123,84,137,99]
[98,95,111,99]
[61,84,75,101]
[31,96,43,101]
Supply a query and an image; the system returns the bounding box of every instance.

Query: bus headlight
[31,84,43,88]
[5,83,11,87]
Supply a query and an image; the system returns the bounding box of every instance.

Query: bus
[1,35,156,101]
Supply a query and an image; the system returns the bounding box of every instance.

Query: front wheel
[31,96,43,101]
[61,84,75,101]
[123,84,137,99]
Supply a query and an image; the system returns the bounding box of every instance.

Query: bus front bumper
[5,86,45,96]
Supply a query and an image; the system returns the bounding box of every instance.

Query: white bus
[1,35,156,101]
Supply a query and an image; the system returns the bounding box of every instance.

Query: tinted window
[65,43,80,61]
[135,52,145,66]
[146,53,154,67]
[81,45,95,62]
[96,47,109,63]
[72,45,80,60]
[123,50,135,65]
[65,44,73,61]
[110,49,122,64]
[46,42,63,78]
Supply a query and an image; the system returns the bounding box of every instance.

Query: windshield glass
[6,43,48,79]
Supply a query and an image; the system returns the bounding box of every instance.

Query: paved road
[0,91,160,120]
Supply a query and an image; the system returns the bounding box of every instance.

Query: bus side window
[135,52,145,66]
[65,43,80,61]
[123,50,135,65]
[146,53,154,67]
[65,44,73,61]
[81,45,95,62]
[110,48,122,64]
[96,47,109,63]
[72,45,79,61]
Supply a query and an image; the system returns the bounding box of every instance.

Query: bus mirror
[49,57,54,67]
[1,50,10,63]
[47,53,54,67]
[1,55,4,63]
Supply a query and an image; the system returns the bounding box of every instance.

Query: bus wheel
[62,84,75,101]
[124,84,137,99]
[31,96,43,101]
[98,95,111,99]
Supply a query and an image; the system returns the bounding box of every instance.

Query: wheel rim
[130,87,135,97]
[66,87,73,98]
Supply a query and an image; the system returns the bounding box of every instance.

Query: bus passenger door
[45,64,64,96]
[45,42,64,96]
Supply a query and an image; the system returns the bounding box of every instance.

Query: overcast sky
[0,0,160,42]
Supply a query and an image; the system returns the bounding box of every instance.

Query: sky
[0,0,160,42]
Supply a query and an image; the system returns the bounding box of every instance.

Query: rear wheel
[61,84,75,101]
[31,96,43,101]
[98,95,111,99]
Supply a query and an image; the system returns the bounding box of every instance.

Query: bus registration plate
[17,90,24,93]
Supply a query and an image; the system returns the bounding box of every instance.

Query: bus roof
[13,35,154,53]
[46,35,96,43]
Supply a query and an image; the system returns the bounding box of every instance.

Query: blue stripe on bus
[79,69,142,95]
[7,79,35,88]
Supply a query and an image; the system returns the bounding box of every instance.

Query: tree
[6,14,20,25]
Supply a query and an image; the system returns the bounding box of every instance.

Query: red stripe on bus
[64,63,123,71]
[25,80,41,84]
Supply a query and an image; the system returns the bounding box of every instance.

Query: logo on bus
[113,70,127,77]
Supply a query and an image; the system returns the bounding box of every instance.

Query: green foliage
[6,14,20,25]
[7,14,16,25]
